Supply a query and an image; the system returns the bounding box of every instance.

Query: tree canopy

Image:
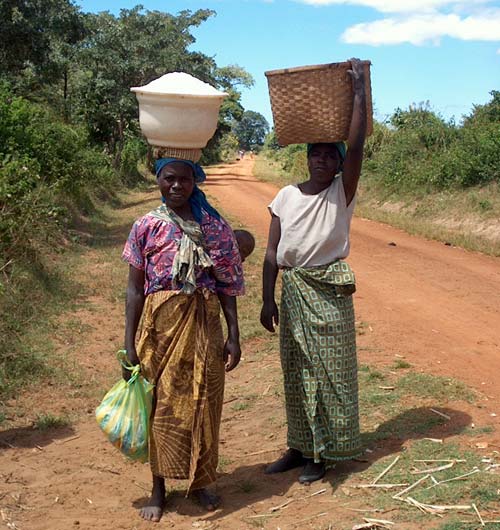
[233,110,269,151]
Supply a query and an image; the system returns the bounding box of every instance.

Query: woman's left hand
[347,57,365,93]
[223,337,241,372]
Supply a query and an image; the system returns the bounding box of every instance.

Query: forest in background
[0,1,270,401]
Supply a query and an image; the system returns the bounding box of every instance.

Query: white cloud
[341,11,500,45]
[299,0,489,14]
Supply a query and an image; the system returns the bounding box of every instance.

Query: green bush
[119,136,147,186]
[0,86,118,262]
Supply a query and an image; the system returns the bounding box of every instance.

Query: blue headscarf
[155,157,207,184]
[154,157,220,223]
[307,142,347,161]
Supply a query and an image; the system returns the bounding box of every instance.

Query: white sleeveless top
[269,176,355,268]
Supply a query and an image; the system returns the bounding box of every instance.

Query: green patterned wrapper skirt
[280,260,361,463]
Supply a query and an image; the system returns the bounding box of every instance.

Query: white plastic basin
[131,74,227,148]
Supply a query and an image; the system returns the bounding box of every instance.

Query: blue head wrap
[154,157,220,223]
[155,157,206,183]
[307,142,347,161]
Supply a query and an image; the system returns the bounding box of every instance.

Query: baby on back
[234,229,255,262]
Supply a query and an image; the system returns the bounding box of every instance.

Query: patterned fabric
[137,289,225,492]
[149,205,214,295]
[280,260,361,463]
[122,206,244,297]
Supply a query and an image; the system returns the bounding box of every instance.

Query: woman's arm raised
[343,58,368,206]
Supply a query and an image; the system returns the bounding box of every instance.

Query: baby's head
[234,229,255,262]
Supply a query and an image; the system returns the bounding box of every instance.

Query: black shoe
[265,449,306,474]
[298,460,325,484]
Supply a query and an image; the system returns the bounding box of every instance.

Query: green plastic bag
[95,351,154,463]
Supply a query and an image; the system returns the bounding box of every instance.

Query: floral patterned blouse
[122,208,245,297]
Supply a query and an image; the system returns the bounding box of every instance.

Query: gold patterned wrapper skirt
[137,290,225,492]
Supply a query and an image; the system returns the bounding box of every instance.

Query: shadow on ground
[0,424,76,450]
[178,406,472,523]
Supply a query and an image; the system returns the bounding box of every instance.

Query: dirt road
[1,158,499,530]
[204,159,500,402]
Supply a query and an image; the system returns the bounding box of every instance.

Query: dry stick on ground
[372,455,400,485]
[291,511,328,527]
[430,408,451,420]
[405,497,472,516]
[246,448,279,456]
[269,499,294,513]
[352,484,409,489]
[364,518,395,527]
[473,503,486,527]
[352,522,392,530]
[415,459,466,463]
[246,514,279,519]
[269,488,327,512]
[411,462,455,475]
[424,468,480,490]
[393,474,431,499]
[262,384,272,396]
[133,481,150,492]
[55,435,80,444]
[460,519,500,525]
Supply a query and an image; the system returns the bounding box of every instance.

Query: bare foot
[140,477,165,522]
[191,488,221,511]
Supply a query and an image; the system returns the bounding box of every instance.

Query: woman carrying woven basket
[260,58,367,484]
[122,158,251,521]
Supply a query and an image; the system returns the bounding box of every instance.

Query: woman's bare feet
[191,488,221,511]
[140,475,166,522]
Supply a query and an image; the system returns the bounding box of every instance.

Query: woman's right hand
[122,348,140,381]
[260,301,279,333]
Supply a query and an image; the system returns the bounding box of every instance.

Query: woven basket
[152,146,202,163]
[265,60,373,146]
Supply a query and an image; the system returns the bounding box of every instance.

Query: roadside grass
[0,255,85,408]
[34,413,71,431]
[253,154,500,257]
[348,362,500,528]
[0,186,147,424]
[252,156,295,188]
[355,180,500,257]
[354,439,500,525]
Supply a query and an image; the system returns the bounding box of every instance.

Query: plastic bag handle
[117,349,141,385]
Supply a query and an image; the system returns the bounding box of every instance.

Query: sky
[76,0,500,127]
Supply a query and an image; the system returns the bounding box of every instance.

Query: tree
[233,111,269,151]
[465,90,500,125]
[0,0,85,84]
